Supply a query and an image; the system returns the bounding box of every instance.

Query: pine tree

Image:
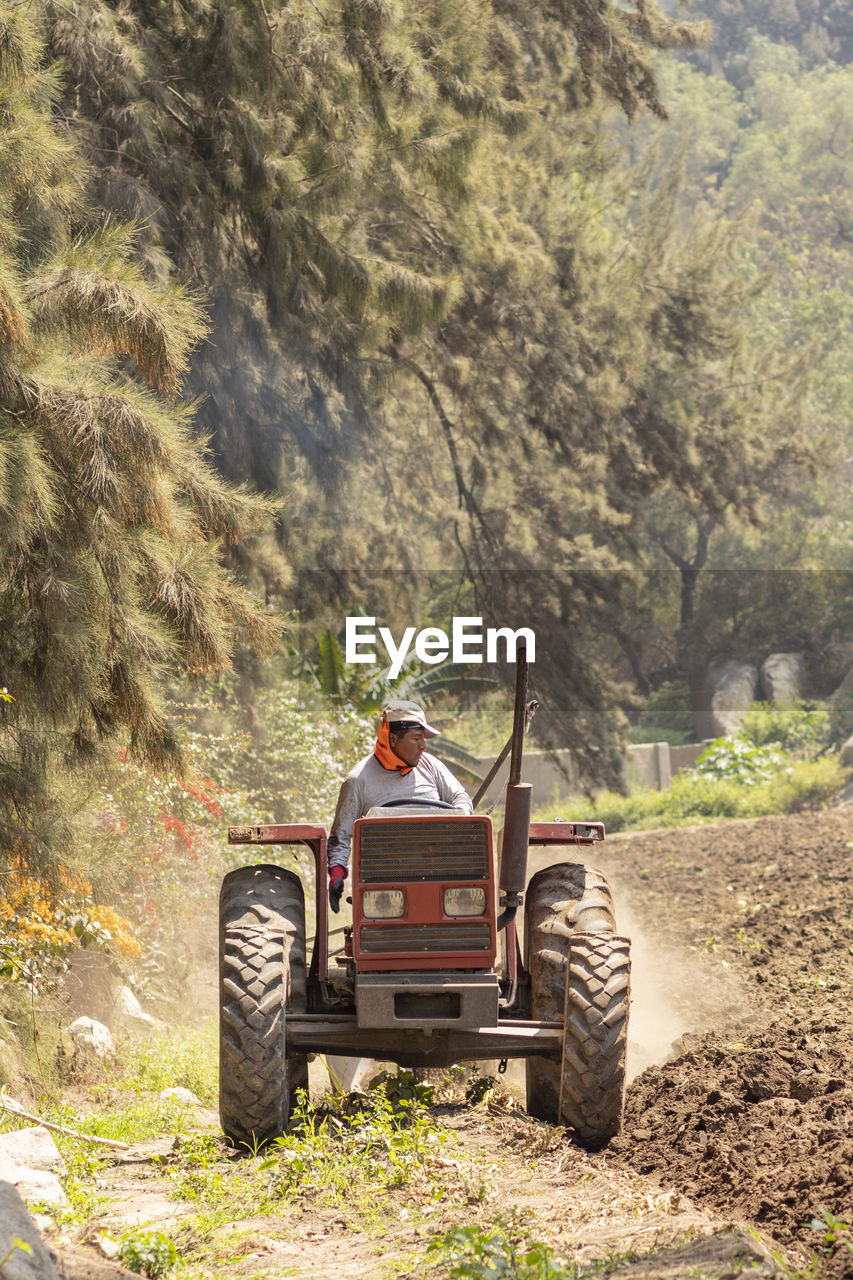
[349,92,811,776]
[0,5,279,872]
[38,0,703,492]
[33,0,815,774]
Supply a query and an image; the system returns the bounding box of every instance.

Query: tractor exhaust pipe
[497,644,532,928]
[499,783,532,898]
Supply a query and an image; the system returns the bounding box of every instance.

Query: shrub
[176,678,373,826]
[691,736,785,785]
[0,861,139,992]
[770,756,845,812]
[740,701,830,756]
[428,1214,565,1280]
[119,1230,182,1278]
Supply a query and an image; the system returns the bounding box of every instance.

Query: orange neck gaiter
[374,718,414,776]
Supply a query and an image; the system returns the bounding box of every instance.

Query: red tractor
[219,658,630,1149]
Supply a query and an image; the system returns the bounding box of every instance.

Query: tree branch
[379,345,488,542]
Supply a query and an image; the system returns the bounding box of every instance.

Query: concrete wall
[469,740,711,805]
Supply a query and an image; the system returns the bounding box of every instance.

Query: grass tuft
[119,1021,218,1105]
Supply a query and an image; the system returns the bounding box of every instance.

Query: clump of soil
[597,808,853,1276]
[613,1020,853,1252]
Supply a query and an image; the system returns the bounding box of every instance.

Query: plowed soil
[597,807,853,1278]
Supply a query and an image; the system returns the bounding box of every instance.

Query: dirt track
[49,806,853,1279]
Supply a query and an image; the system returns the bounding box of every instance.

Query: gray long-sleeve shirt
[327,751,474,870]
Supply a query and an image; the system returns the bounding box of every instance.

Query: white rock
[68,1016,114,1060]
[708,660,759,737]
[760,653,805,704]
[114,985,158,1034]
[159,1087,201,1105]
[0,1127,64,1172]
[0,1130,66,1210]
[840,734,853,769]
[2,1168,66,1209]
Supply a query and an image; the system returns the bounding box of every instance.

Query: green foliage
[464,1072,500,1106]
[692,737,786,785]
[770,757,847,813]
[0,0,835,810]
[261,1079,448,1204]
[0,1237,33,1274]
[367,1068,435,1109]
[4,678,374,1005]
[5,1049,511,1266]
[689,0,853,75]
[35,0,797,788]
[0,1,281,876]
[690,703,833,791]
[809,1209,853,1257]
[120,1024,217,1105]
[0,1085,211,1223]
[601,27,853,711]
[316,629,348,703]
[177,677,373,825]
[166,1132,233,1208]
[536,755,846,832]
[428,1214,565,1280]
[38,0,702,592]
[53,1144,112,1224]
[629,681,695,745]
[740,702,830,756]
[43,1095,202,1148]
[118,1229,182,1278]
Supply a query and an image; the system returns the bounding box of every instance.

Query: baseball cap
[381,699,440,738]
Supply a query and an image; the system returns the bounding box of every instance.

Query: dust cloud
[614,897,691,1080]
[524,845,744,1082]
[606,880,746,1082]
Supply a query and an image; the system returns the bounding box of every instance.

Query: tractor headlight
[443,887,487,917]
[361,888,405,919]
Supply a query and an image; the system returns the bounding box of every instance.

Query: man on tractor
[326,699,474,911]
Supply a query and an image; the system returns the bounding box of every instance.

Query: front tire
[219,864,307,1148]
[525,863,630,1148]
[559,931,630,1148]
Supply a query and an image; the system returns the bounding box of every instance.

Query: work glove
[329,864,347,913]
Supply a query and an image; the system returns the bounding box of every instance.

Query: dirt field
[600,807,853,1278]
[46,806,853,1279]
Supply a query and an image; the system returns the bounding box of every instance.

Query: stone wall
[469,741,711,805]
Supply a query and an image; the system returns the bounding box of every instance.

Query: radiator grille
[358,820,490,883]
[360,922,492,954]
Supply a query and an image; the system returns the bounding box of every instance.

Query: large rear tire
[525,863,630,1148]
[219,864,308,1148]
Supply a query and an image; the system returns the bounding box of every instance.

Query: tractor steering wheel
[380,798,456,809]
